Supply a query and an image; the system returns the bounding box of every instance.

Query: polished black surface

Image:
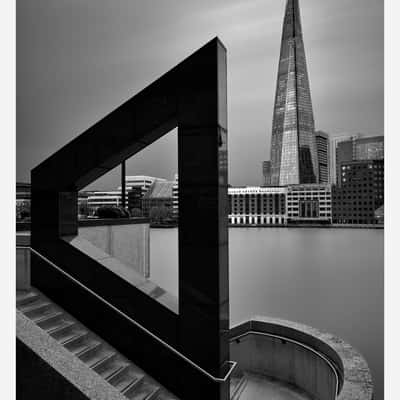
[31,37,229,400]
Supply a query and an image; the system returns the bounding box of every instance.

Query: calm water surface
[149,228,384,400]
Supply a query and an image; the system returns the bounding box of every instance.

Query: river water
[149,227,384,400]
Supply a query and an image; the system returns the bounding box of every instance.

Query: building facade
[315,131,330,184]
[270,0,319,186]
[127,187,144,213]
[142,180,174,218]
[262,161,272,186]
[331,135,384,185]
[118,175,165,204]
[86,191,122,214]
[354,136,384,161]
[228,186,287,225]
[172,174,179,219]
[330,134,359,185]
[16,182,31,203]
[286,184,332,224]
[332,160,384,224]
[77,192,89,218]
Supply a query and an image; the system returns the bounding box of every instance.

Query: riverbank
[228,224,384,229]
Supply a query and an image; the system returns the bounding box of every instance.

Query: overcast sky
[17,0,384,188]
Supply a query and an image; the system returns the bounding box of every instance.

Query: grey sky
[17,0,384,188]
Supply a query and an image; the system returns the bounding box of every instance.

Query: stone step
[17,288,179,400]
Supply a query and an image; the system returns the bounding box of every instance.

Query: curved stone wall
[229,316,373,400]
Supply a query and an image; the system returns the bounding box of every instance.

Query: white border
[1,0,15,398]
[385,0,399,399]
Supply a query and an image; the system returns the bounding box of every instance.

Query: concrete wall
[231,334,336,400]
[78,221,150,278]
[230,317,373,400]
[16,233,31,290]
[16,247,30,290]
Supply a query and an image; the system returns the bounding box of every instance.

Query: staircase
[17,288,178,400]
[17,288,247,400]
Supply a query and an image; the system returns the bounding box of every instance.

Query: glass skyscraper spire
[270,0,319,186]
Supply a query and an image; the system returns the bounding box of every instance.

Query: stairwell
[17,288,245,400]
[17,288,179,400]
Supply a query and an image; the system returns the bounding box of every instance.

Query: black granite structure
[31,38,229,400]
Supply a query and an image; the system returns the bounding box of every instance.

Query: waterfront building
[331,134,384,185]
[77,192,89,218]
[118,175,165,204]
[286,184,332,224]
[127,187,144,213]
[142,180,174,218]
[375,205,384,225]
[332,159,384,224]
[335,137,357,186]
[86,191,122,215]
[16,182,31,221]
[315,131,330,184]
[228,186,287,225]
[270,0,319,186]
[16,182,31,203]
[262,161,271,186]
[172,173,179,219]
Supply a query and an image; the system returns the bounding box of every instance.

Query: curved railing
[229,317,373,400]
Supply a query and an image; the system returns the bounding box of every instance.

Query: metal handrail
[230,330,340,398]
[17,245,237,383]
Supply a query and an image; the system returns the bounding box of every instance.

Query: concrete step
[126,380,160,400]
[16,291,40,307]
[23,302,53,318]
[111,369,144,393]
[16,288,179,400]
[47,320,76,337]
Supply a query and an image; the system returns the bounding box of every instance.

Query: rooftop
[144,181,174,199]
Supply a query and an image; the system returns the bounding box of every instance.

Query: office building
[270,0,319,186]
[330,134,359,185]
[127,187,144,213]
[86,191,122,215]
[77,192,89,218]
[228,186,287,225]
[286,184,332,224]
[354,136,384,161]
[16,182,31,203]
[118,175,166,204]
[332,160,384,224]
[172,174,179,219]
[142,180,174,218]
[331,134,384,185]
[315,131,330,184]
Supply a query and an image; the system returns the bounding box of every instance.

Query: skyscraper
[270,0,319,186]
[315,131,330,184]
[262,161,271,186]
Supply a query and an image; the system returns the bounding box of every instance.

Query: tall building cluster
[17,0,384,228]
[256,0,384,226]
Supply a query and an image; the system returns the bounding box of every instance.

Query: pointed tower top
[282,0,303,40]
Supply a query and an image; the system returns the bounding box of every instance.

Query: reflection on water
[149,227,384,400]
